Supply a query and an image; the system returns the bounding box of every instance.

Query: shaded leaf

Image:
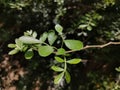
[54,72,64,84]
[25,49,34,59]
[38,46,54,57]
[55,56,64,63]
[48,30,57,45]
[67,59,81,64]
[65,71,71,83]
[19,36,40,44]
[51,66,64,72]
[64,40,83,50]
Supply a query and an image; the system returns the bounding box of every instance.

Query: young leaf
[54,72,64,84]
[8,44,16,48]
[38,46,54,57]
[48,30,57,45]
[8,49,19,55]
[55,24,63,34]
[56,48,65,55]
[25,49,34,59]
[67,59,81,64]
[15,39,23,47]
[55,56,64,63]
[39,32,48,43]
[32,31,37,38]
[51,66,64,72]
[19,36,40,44]
[65,71,71,83]
[64,40,83,50]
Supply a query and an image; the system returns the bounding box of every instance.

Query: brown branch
[82,42,120,49]
[66,42,120,53]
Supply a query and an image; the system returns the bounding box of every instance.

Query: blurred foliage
[0,0,120,90]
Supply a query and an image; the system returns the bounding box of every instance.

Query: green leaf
[25,49,34,59]
[32,31,37,38]
[19,36,40,44]
[51,66,64,72]
[38,46,54,57]
[55,24,63,34]
[78,24,87,29]
[64,40,83,50]
[8,44,16,48]
[22,45,28,51]
[90,23,96,26]
[56,48,66,55]
[15,39,24,51]
[87,26,92,31]
[54,72,64,84]
[115,67,120,72]
[65,71,71,83]
[8,49,19,55]
[24,30,32,36]
[15,39,23,47]
[48,30,57,45]
[39,32,48,43]
[55,56,64,63]
[67,59,81,64]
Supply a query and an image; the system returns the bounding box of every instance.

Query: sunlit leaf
[8,44,16,48]
[54,72,64,84]
[78,24,87,29]
[39,32,48,43]
[55,56,64,63]
[55,24,63,34]
[115,67,120,72]
[87,26,92,31]
[19,36,40,44]
[64,40,83,50]
[38,45,54,57]
[51,65,64,72]
[65,71,71,83]
[15,39,23,47]
[56,48,66,55]
[90,23,96,26]
[32,31,37,38]
[67,59,81,64]
[8,49,19,55]
[48,30,57,45]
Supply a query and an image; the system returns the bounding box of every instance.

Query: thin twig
[66,42,120,53]
[82,42,120,49]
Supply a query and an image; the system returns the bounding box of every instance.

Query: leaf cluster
[8,24,83,84]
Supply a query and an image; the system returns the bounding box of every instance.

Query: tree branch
[66,42,120,53]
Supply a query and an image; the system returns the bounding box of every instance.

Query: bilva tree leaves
[8,24,83,84]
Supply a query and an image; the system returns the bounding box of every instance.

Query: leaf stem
[64,57,67,73]
[60,34,64,48]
